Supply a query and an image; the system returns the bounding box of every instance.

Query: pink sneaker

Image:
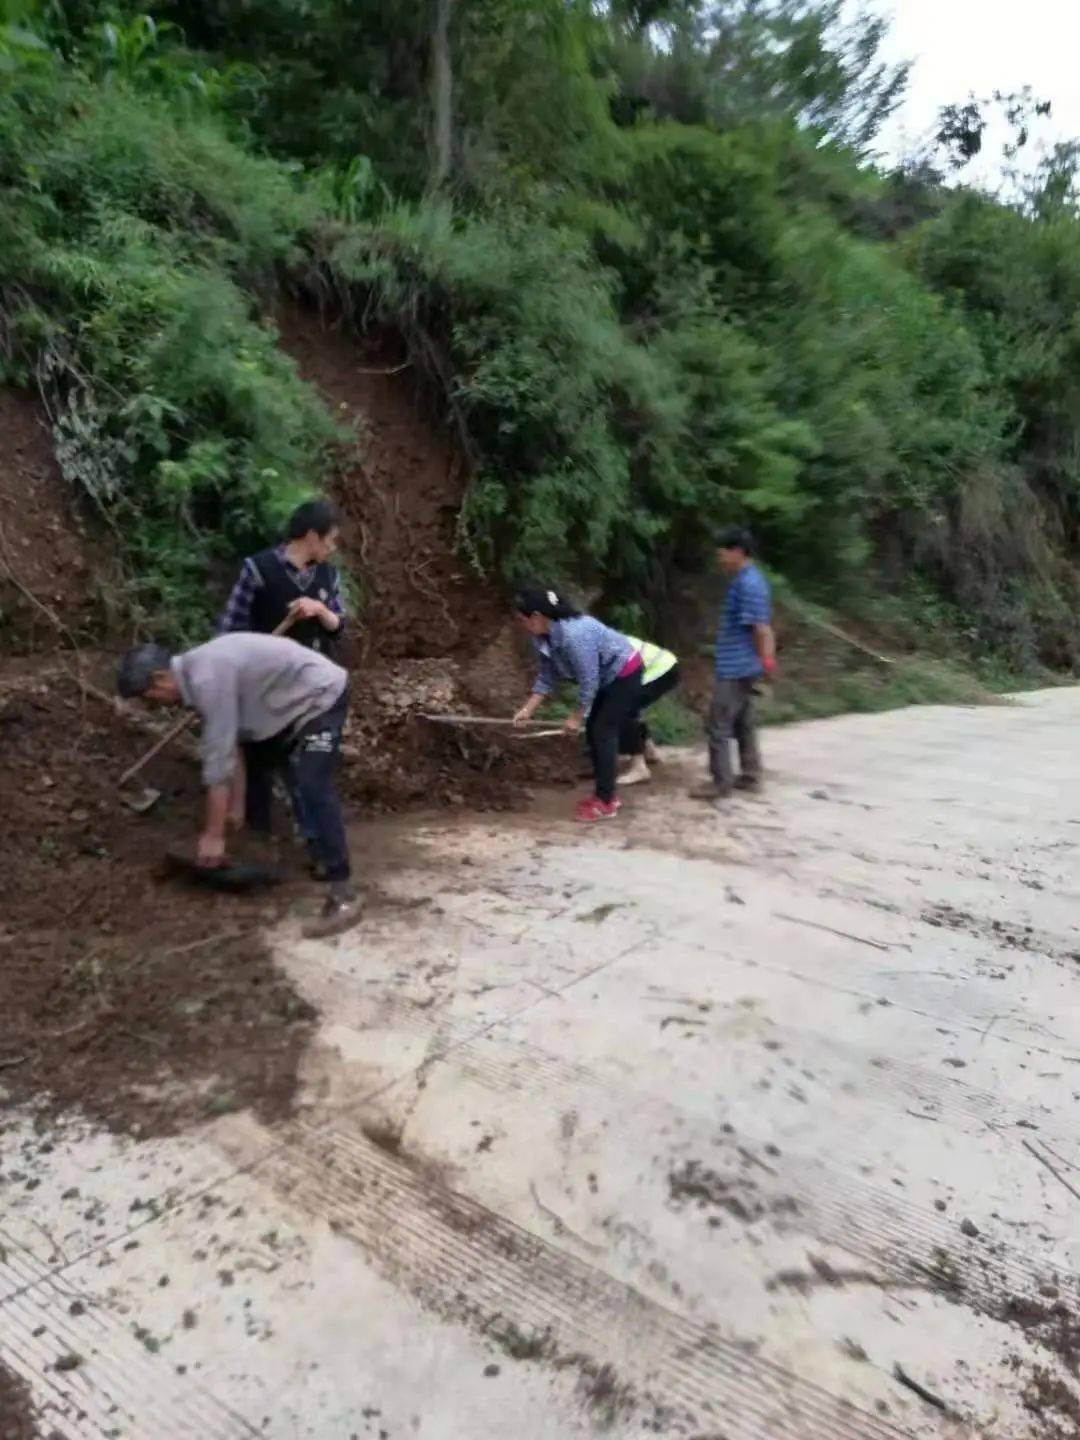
[574,796,621,823]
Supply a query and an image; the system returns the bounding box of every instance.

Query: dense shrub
[0,71,339,634]
[1,0,1079,674]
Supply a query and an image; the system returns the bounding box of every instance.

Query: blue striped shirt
[716,564,771,679]
[531,615,635,715]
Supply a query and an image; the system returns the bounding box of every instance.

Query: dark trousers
[244,742,311,840]
[587,669,643,803]
[706,677,761,793]
[618,663,681,756]
[244,687,351,883]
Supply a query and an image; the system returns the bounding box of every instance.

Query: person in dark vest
[218,499,347,862]
[219,498,345,653]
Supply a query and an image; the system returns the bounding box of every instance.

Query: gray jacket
[173,632,347,787]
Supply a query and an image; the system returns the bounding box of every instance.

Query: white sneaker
[620,757,651,786]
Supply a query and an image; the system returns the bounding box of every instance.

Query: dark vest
[248,548,339,655]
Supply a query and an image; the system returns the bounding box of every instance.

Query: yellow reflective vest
[625,636,677,685]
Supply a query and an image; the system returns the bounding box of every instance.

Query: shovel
[118,611,299,813]
[119,712,197,813]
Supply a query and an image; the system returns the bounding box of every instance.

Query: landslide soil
[0,309,576,1139]
[1,663,317,1138]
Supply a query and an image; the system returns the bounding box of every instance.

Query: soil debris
[767,1254,910,1295]
[668,1160,771,1223]
[361,1121,405,1158]
[0,389,100,654]
[576,903,620,924]
[573,1359,637,1428]
[0,1359,40,1440]
[922,902,1048,956]
[0,318,580,1141]
[839,1337,870,1363]
[1022,1364,1080,1439]
[1003,1293,1080,1377]
[893,1362,950,1413]
[0,669,317,1137]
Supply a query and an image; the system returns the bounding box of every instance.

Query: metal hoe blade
[121,785,162,814]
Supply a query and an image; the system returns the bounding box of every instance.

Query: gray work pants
[707,677,762,794]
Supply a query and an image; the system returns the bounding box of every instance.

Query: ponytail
[513,582,582,622]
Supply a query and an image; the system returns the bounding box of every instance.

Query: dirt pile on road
[277,303,577,808]
[0,661,315,1137]
[0,1359,39,1440]
[0,307,581,1138]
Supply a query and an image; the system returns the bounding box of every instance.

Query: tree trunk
[431,0,454,187]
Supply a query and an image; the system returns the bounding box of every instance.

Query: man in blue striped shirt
[691,527,776,802]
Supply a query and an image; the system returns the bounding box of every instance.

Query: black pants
[244,687,351,883]
[618,663,681,756]
[587,669,643,803]
[244,739,314,843]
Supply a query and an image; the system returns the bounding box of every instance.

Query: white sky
[868,0,1080,182]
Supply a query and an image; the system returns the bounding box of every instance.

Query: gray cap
[116,643,173,698]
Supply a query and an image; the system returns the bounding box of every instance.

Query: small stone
[484,1364,501,1378]
[960,1218,980,1238]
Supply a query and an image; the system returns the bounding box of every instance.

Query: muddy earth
[0,316,575,1137]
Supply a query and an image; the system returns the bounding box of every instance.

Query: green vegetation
[1,0,1080,681]
[0,64,340,626]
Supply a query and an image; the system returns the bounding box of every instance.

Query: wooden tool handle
[119,712,196,787]
[421,713,551,728]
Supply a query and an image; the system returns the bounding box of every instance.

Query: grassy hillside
[1,3,1079,688]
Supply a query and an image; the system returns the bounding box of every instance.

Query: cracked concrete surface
[4,690,1080,1438]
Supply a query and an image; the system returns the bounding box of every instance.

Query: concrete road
[4,690,1080,1438]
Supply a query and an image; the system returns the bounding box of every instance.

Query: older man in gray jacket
[117,632,357,936]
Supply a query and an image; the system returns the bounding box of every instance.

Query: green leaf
[3,25,49,51]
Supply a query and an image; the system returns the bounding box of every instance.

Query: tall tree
[431,0,454,186]
[609,0,909,152]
